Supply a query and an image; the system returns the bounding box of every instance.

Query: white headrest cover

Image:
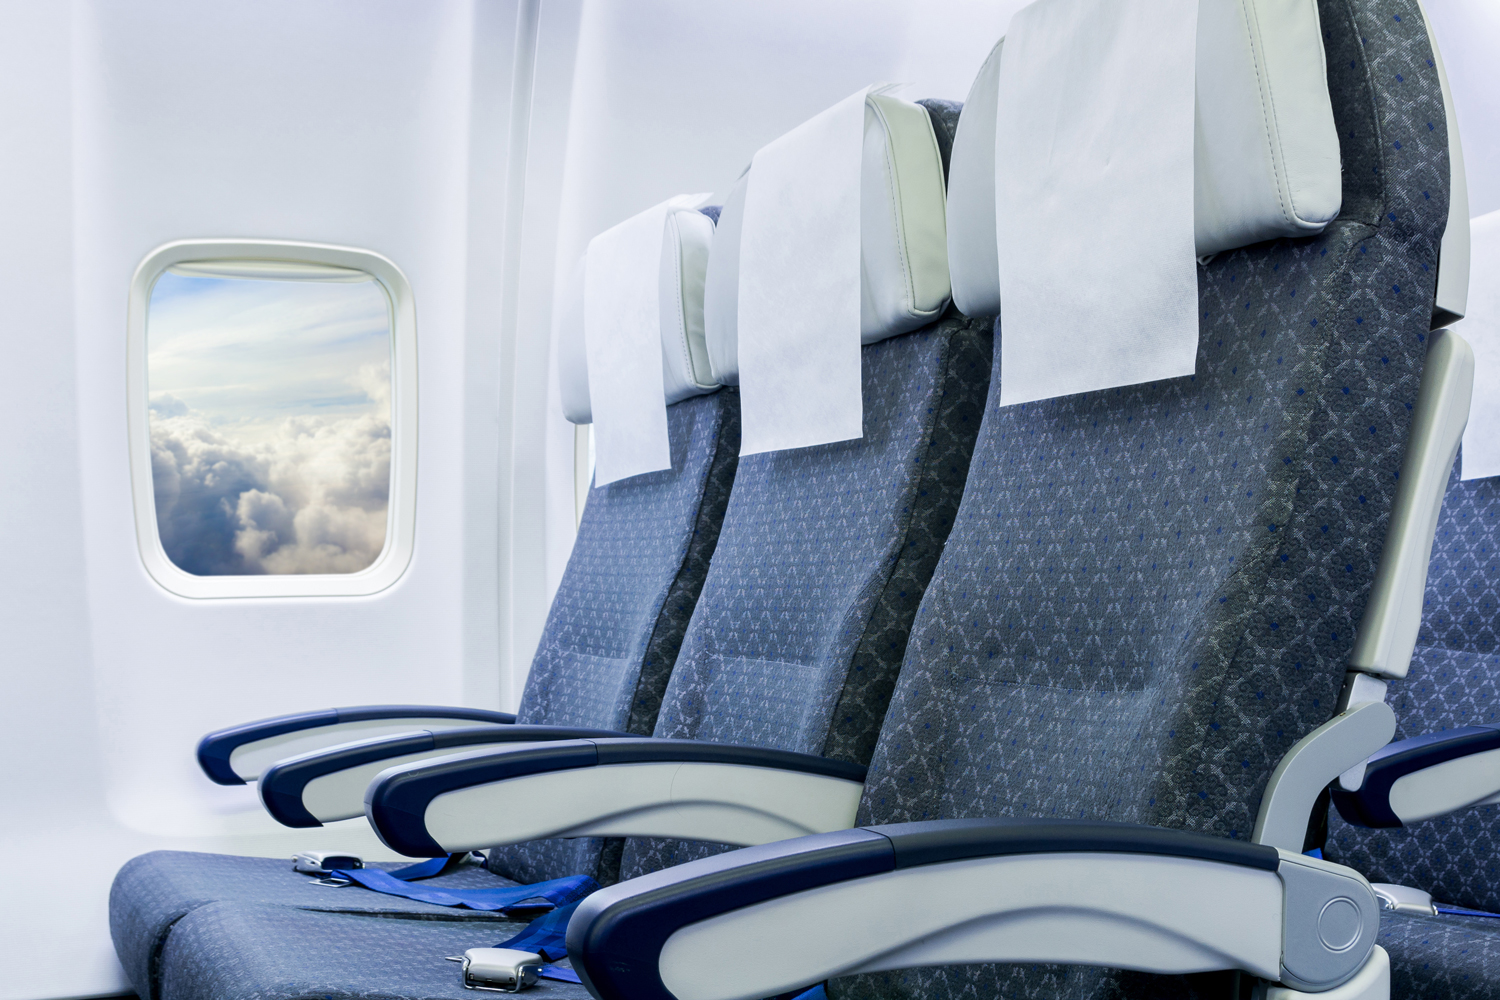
[555,209,720,425]
[703,94,950,384]
[948,0,1344,315]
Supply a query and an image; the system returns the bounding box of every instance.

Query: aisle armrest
[1332,724,1500,827]
[259,724,629,827]
[197,705,516,785]
[365,738,867,857]
[566,818,1382,1000]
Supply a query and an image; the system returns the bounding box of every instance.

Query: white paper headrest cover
[947,0,1344,316]
[703,94,950,387]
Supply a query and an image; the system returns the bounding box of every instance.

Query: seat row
[109,2,1497,999]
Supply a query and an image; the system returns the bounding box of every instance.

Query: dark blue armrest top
[566,818,1280,1000]
[196,705,517,785]
[259,724,630,828]
[1332,724,1500,829]
[366,738,870,857]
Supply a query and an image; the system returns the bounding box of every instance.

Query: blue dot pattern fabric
[1325,466,1500,914]
[1321,464,1500,993]
[829,2,1452,998]
[108,391,739,1000]
[1376,908,1500,1000]
[621,313,993,879]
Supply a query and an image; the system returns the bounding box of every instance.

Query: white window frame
[126,238,418,599]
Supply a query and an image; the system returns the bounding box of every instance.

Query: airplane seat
[115,0,1466,995]
[116,93,997,1000]
[491,94,993,886]
[556,1,1471,999]
[108,207,738,1000]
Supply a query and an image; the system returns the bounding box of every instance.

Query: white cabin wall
[1426,0,1500,216]
[1,1,533,996]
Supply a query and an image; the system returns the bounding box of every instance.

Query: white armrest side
[231,717,507,782]
[659,852,1285,1000]
[1390,747,1500,823]
[419,762,864,853]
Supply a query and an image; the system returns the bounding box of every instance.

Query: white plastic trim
[1253,701,1396,851]
[1349,329,1475,678]
[1387,746,1500,824]
[126,238,418,598]
[288,742,517,824]
[657,852,1285,1000]
[416,761,864,853]
[227,717,500,783]
[1265,946,1389,1000]
[1416,0,1469,328]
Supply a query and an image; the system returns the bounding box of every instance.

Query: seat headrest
[948,0,1343,317]
[556,207,720,426]
[703,93,950,385]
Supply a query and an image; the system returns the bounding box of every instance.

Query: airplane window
[146,261,393,576]
[127,241,418,599]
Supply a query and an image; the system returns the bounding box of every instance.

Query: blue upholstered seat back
[1326,466,1500,912]
[830,2,1453,997]
[614,313,993,881]
[516,389,738,736]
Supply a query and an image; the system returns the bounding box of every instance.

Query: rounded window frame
[126,238,418,599]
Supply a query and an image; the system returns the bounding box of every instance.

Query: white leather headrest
[703,94,950,384]
[557,256,591,424]
[948,0,1343,316]
[555,208,720,425]
[660,208,719,404]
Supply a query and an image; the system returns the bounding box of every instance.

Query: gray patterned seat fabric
[109,389,739,1000]
[819,1,1452,997]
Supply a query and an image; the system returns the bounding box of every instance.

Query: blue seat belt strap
[1435,903,1500,919]
[330,861,598,914]
[495,897,590,983]
[386,855,456,880]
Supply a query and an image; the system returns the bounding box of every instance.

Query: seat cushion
[110,852,519,1000]
[1378,909,1500,1000]
[157,902,594,1000]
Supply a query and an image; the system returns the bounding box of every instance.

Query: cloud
[149,364,391,576]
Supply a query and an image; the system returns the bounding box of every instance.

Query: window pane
[147,265,393,576]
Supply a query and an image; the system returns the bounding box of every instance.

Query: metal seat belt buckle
[292,851,363,885]
[447,949,544,992]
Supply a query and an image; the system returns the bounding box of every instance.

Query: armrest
[365,738,867,857]
[566,818,1383,1000]
[1331,724,1500,827]
[259,724,629,828]
[197,705,516,784]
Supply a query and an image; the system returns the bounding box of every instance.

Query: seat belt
[493,899,590,983]
[326,855,599,915]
